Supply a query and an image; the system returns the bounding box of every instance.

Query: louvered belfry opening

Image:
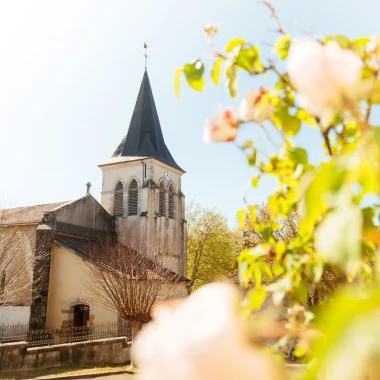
[168,184,175,219]
[159,181,166,216]
[114,182,124,216]
[128,179,138,216]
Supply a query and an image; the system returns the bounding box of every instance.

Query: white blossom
[133,283,284,380]
[288,39,363,119]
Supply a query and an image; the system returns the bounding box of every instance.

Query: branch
[261,1,286,35]
[322,127,333,156]
[365,101,372,123]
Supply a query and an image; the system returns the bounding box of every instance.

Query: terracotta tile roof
[0,201,70,226]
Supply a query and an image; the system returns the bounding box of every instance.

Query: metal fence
[0,321,132,346]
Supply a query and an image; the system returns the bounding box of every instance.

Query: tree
[85,240,186,357]
[242,204,343,307]
[0,206,41,308]
[187,202,241,292]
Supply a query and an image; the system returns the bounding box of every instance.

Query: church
[0,69,189,329]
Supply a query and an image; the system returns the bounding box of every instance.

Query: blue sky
[1,0,380,225]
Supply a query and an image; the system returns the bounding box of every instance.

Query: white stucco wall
[0,306,31,324]
[46,244,118,329]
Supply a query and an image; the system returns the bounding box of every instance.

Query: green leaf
[235,46,261,74]
[296,108,316,126]
[210,57,223,86]
[293,340,308,357]
[174,69,182,99]
[315,202,362,275]
[225,38,245,52]
[288,147,308,165]
[248,288,267,309]
[183,60,205,92]
[274,34,291,60]
[273,261,285,276]
[374,127,380,147]
[304,287,380,379]
[324,35,351,48]
[237,209,245,227]
[226,66,237,98]
[253,264,262,288]
[353,37,370,48]
[259,261,273,282]
[273,107,301,136]
[295,283,308,303]
[247,151,256,166]
[251,176,260,188]
[261,226,270,241]
[299,162,339,235]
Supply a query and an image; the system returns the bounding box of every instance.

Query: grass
[0,362,137,380]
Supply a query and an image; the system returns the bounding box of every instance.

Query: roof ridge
[1,200,70,212]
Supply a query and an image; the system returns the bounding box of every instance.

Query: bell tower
[98,70,187,276]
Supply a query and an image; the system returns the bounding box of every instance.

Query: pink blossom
[240,88,275,122]
[203,108,240,143]
[133,283,285,380]
[288,39,363,119]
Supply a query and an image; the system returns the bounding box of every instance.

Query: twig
[321,126,333,156]
[365,101,372,123]
[261,1,286,35]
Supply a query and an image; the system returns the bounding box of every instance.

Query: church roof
[0,201,70,226]
[112,71,183,172]
[54,233,190,283]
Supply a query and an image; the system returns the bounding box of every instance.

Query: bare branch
[261,1,286,35]
[0,204,44,307]
[85,240,185,326]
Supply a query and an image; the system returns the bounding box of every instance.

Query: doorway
[73,304,90,327]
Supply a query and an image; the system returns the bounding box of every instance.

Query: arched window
[128,179,138,216]
[168,183,175,219]
[114,182,124,216]
[159,181,166,216]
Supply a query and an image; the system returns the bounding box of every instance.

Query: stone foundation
[0,337,131,372]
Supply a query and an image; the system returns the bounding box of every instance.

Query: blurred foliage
[186,201,242,292]
[177,2,380,377]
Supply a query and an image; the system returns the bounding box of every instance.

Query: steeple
[112,71,183,172]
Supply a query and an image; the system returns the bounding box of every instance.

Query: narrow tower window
[168,183,175,219]
[128,179,138,216]
[114,182,124,216]
[159,181,166,217]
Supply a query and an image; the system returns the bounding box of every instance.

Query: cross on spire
[144,42,148,71]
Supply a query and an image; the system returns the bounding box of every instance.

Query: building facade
[0,70,188,329]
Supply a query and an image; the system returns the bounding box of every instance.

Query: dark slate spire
[113,71,183,172]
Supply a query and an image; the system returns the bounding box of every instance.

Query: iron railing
[0,323,29,343]
[0,321,132,346]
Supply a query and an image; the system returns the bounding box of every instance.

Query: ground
[0,363,306,379]
[0,364,135,380]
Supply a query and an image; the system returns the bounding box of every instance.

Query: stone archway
[61,298,95,328]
